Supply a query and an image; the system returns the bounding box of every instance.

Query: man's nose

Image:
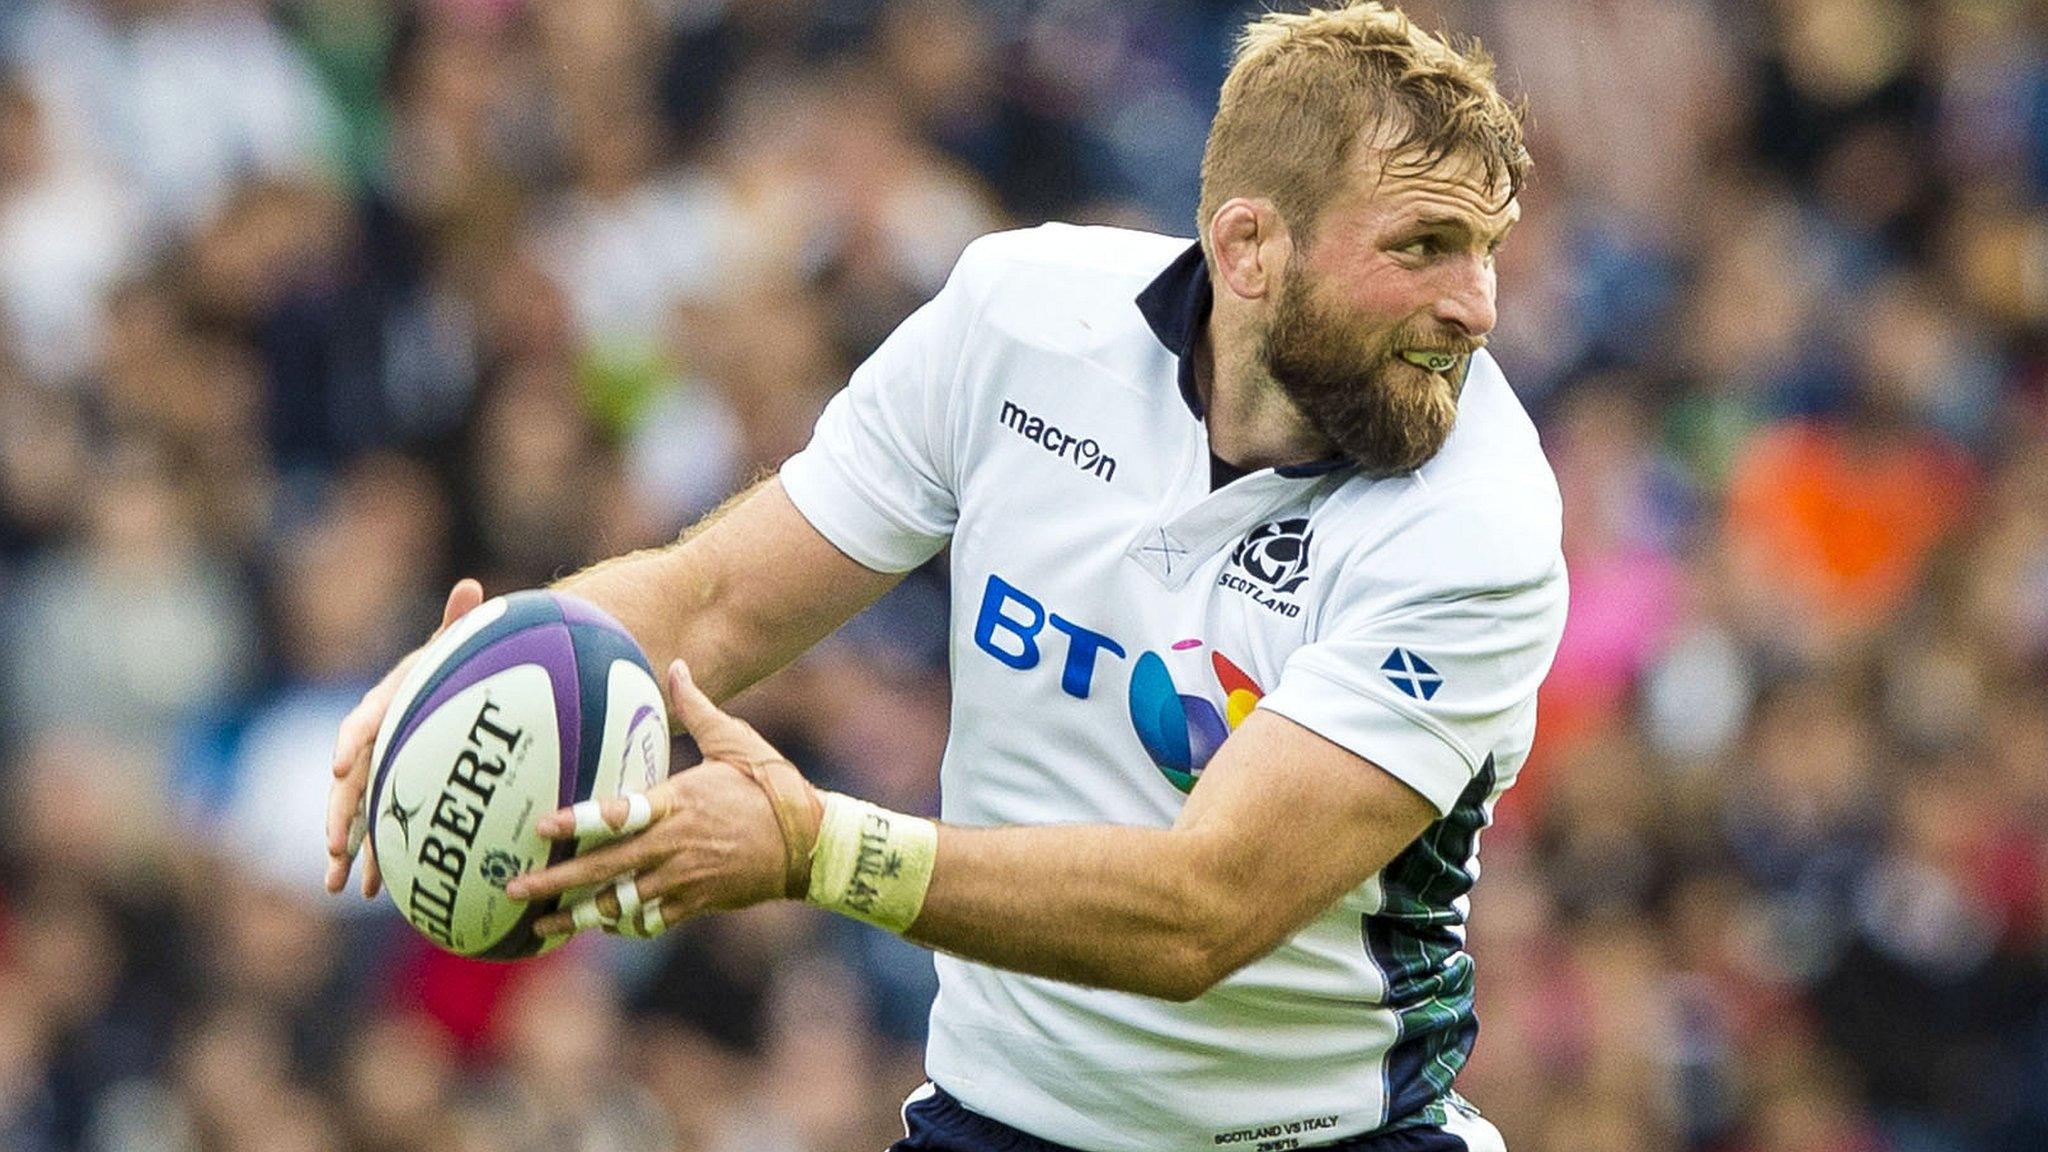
[1432,256,1497,339]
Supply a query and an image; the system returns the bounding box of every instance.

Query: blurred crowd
[0,0,2042,1150]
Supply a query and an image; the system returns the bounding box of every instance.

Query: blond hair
[1197,3,1528,250]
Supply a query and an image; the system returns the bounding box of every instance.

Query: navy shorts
[889,1083,1503,1152]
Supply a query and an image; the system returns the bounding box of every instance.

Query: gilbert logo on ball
[366,590,670,959]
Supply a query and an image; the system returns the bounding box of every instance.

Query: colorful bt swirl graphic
[1127,640,1265,792]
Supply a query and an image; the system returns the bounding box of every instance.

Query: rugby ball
[366,590,670,959]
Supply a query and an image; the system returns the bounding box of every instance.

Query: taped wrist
[805,792,938,932]
[733,757,823,898]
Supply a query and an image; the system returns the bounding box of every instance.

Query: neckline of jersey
[1134,241,1352,482]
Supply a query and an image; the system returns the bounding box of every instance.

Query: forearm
[904,822,1254,1002]
[550,485,760,702]
[872,713,1440,1002]
[552,478,900,705]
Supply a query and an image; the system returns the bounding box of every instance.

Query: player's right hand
[324,579,485,898]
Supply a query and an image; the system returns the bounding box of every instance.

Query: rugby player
[327,5,1566,1149]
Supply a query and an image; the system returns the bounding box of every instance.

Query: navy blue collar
[1135,241,1212,419]
[1135,242,1351,480]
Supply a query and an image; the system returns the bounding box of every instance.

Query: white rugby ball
[366,590,669,958]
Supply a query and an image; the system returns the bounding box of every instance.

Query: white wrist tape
[804,792,938,933]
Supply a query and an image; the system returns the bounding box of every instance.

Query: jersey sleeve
[777,237,996,573]
[1255,485,1569,816]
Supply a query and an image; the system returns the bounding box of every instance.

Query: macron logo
[999,400,1117,483]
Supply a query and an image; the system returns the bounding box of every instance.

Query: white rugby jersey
[778,224,1567,1152]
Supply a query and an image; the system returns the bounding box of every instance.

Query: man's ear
[1206,198,1290,302]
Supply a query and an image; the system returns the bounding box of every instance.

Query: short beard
[1260,263,1464,477]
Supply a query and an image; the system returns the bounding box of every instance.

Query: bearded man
[328,5,1566,1150]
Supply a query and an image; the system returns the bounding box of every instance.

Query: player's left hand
[508,659,820,938]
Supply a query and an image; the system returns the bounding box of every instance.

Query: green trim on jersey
[1364,755,1497,1127]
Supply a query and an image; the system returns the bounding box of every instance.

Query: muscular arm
[514,581,1438,1003]
[323,474,904,897]
[907,711,1439,1001]
[553,477,904,705]
[523,485,1443,1003]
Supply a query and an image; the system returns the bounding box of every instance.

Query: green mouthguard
[1402,350,1459,373]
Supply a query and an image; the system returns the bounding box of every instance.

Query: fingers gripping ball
[566,873,670,939]
[365,590,670,959]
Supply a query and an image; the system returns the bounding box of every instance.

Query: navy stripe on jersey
[1363,756,1497,1127]
[894,1084,1083,1152]
[893,1084,1485,1152]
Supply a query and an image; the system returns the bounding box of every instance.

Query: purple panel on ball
[621,704,663,790]
[382,623,582,813]
[552,592,629,635]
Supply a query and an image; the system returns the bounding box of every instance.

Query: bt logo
[973,574,1265,793]
[972,574,1127,699]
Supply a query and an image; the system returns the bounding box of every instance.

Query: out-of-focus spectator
[1538,379,1692,761]
[179,454,447,900]
[0,965,68,1152]
[0,369,95,557]
[458,357,622,587]
[3,0,341,239]
[1724,410,1975,652]
[464,959,675,1152]
[1,443,256,749]
[176,1004,342,1152]
[337,1010,460,1152]
[0,75,142,384]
